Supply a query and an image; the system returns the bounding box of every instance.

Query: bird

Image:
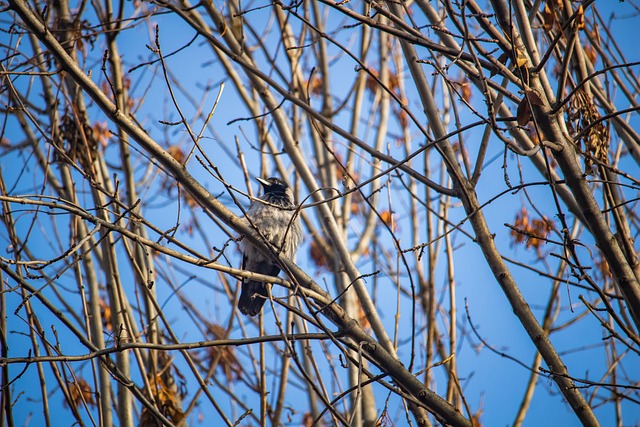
[238,177,302,316]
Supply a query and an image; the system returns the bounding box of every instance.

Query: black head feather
[256,177,294,207]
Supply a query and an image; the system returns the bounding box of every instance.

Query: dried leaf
[100,80,113,101]
[64,378,96,409]
[99,296,113,331]
[306,74,323,97]
[525,90,544,106]
[595,256,612,284]
[452,141,469,162]
[127,96,137,111]
[310,238,330,271]
[358,304,371,331]
[302,413,314,427]
[349,191,364,216]
[140,374,185,427]
[91,121,111,150]
[584,44,597,65]
[575,5,585,31]
[183,192,197,208]
[566,88,610,172]
[365,69,380,93]
[379,210,398,231]
[542,3,555,31]
[388,70,400,93]
[365,68,400,95]
[167,145,184,163]
[205,324,243,382]
[510,207,554,253]
[471,406,484,427]
[516,97,531,126]
[515,48,528,68]
[454,77,472,103]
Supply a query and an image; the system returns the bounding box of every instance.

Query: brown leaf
[471,405,484,427]
[515,48,528,68]
[99,296,113,331]
[584,44,597,65]
[516,97,531,126]
[595,256,612,282]
[510,207,554,252]
[525,90,544,106]
[529,217,553,249]
[365,69,380,93]
[126,96,137,112]
[205,324,243,382]
[452,141,469,162]
[302,413,314,427]
[379,210,398,232]
[358,304,371,331]
[454,77,472,103]
[310,238,330,271]
[511,208,527,245]
[388,70,400,93]
[566,88,610,171]
[307,74,323,97]
[349,191,364,216]
[140,374,185,427]
[167,145,184,163]
[64,378,96,409]
[100,80,113,101]
[542,3,555,31]
[575,5,585,31]
[91,121,111,150]
[183,193,197,208]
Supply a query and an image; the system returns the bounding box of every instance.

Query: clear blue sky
[2,1,640,426]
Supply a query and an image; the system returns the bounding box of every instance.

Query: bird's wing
[238,253,281,316]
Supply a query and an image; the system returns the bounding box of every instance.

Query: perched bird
[238,177,302,316]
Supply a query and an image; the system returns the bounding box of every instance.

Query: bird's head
[256,177,295,206]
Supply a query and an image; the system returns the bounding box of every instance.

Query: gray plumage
[238,177,302,316]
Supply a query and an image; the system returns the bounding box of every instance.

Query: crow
[238,177,302,316]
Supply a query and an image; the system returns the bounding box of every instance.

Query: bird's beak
[255,177,270,187]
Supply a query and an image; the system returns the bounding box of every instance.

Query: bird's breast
[243,204,302,258]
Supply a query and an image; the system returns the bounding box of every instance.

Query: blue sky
[2,1,640,426]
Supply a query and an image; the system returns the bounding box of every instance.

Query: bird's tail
[238,280,269,317]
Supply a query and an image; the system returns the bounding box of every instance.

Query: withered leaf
[517,97,531,126]
[515,48,528,68]
[525,90,544,106]
[575,5,585,31]
[542,3,555,31]
[517,91,544,126]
